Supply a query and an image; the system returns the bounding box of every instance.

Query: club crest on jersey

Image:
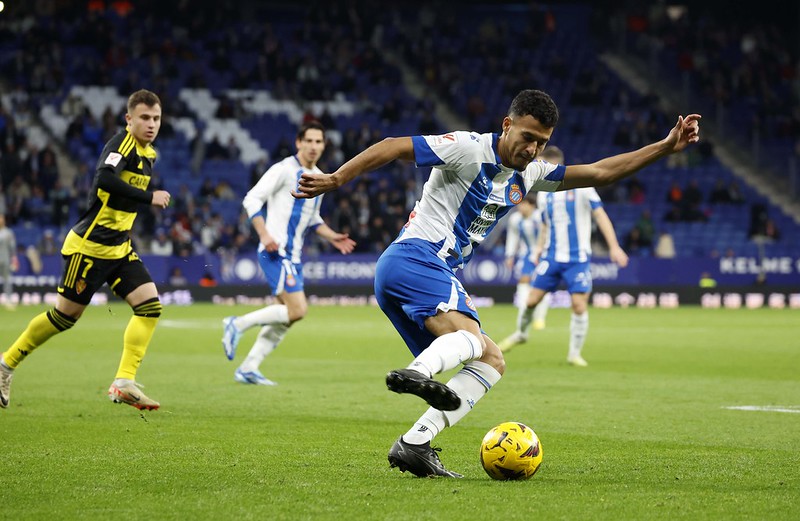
[464,295,476,311]
[508,184,524,205]
[75,279,86,295]
[285,272,297,287]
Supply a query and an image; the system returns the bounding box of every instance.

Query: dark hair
[297,120,326,140]
[539,145,564,164]
[508,90,559,128]
[127,89,161,112]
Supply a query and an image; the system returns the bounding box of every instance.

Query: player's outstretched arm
[292,137,415,199]
[592,207,629,268]
[561,114,701,190]
[315,223,356,254]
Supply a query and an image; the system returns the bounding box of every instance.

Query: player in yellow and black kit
[0,89,171,411]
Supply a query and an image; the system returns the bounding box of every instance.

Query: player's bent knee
[481,337,506,375]
[287,307,307,323]
[132,298,162,318]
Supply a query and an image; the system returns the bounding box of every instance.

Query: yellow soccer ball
[480,421,543,480]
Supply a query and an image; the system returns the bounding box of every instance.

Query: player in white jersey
[221,122,355,385]
[499,147,629,365]
[293,90,700,478]
[504,193,551,329]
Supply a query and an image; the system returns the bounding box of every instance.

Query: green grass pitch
[1,303,798,520]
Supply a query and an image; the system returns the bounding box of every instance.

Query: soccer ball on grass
[479,421,543,480]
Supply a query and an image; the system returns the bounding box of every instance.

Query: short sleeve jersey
[405,131,565,270]
[538,187,603,263]
[242,155,324,263]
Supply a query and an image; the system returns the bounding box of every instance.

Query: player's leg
[564,261,592,367]
[377,242,498,477]
[567,292,590,366]
[532,291,551,330]
[222,253,299,360]
[0,252,91,408]
[235,290,304,386]
[108,257,162,410]
[502,260,560,352]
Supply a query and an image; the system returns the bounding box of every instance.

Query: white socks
[240,324,289,372]
[533,292,551,322]
[234,304,290,332]
[517,305,534,337]
[513,282,531,309]
[568,312,589,358]
[407,330,482,377]
[403,361,502,445]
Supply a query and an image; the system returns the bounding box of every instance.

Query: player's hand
[504,257,515,269]
[330,233,356,254]
[610,246,629,268]
[664,114,701,153]
[261,234,280,252]
[532,251,542,265]
[292,172,340,199]
[151,190,171,208]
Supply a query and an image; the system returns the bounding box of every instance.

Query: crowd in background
[0,0,796,271]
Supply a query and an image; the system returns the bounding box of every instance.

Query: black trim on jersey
[97,169,153,204]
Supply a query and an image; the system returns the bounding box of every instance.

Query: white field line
[723,405,800,414]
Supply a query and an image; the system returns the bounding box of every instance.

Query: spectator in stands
[634,209,655,247]
[0,214,17,309]
[727,181,745,204]
[699,272,717,288]
[682,179,703,209]
[168,266,188,287]
[49,180,72,226]
[624,227,646,256]
[205,135,229,160]
[709,178,732,203]
[221,121,356,387]
[150,228,173,256]
[654,231,676,259]
[666,181,682,205]
[199,272,218,287]
[38,229,59,256]
[1,89,171,411]
[627,177,646,204]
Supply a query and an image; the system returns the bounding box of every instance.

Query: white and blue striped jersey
[242,155,324,263]
[505,208,544,262]
[537,188,603,263]
[402,131,565,270]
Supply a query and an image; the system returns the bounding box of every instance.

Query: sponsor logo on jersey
[432,133,459,146]
[105,152,123,167]
[508,184,523,205]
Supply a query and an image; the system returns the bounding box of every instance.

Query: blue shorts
[258,250,304,295]
[514,256,536,280]
[374,240,480,357]
[531,259,592,293]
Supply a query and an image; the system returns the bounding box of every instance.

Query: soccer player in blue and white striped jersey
[294,90,700,478]
[504,193,551,329]
[500,146,629,366]
[221,122,355,385]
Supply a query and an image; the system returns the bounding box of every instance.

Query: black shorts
[58,251,154,305]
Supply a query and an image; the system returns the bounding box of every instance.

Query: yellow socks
[115,298,161,380]
[2,309,77,369]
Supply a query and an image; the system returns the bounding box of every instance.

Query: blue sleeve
[412,136,445,167]
[544,164,566,182]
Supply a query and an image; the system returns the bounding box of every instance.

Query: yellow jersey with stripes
[61,129,157,259]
